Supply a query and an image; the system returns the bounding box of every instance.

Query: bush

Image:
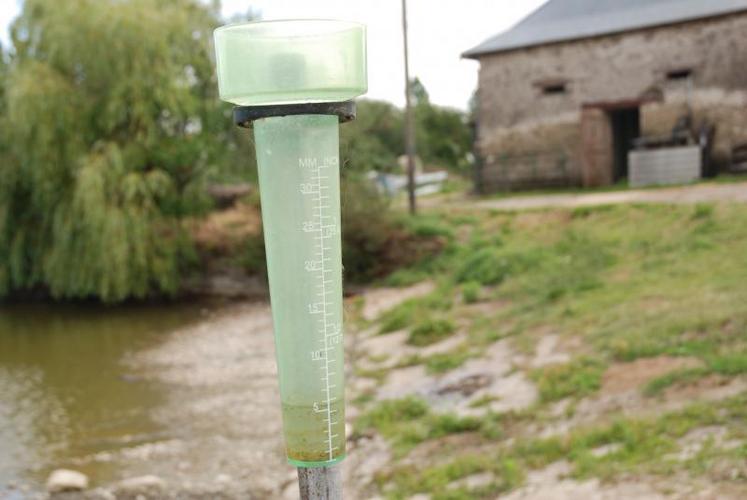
[456,247,538,286]
[403,215,454,239]
[462,281,481,304]
[341,177,445,283]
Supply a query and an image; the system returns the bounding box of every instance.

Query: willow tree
[0,0,232,302]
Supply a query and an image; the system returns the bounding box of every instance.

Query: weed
[409,319,456,346]
[357,397,428,433]
[707,352,747,376]
[355,367,389,383]
[395,353,423,369]
[462,281,481,304]
[403,214,455,239]
[643,367,711,397]
[352,391,376,407]
[378,300,418,334]
[383,455,523,499]
[469,394,500,408]
[383,268,428,287]
[531,358,605,403]
[357,397,482,456]
[692,203,714,220]
[377,286,453,334]
[425,349,472,374]
[455,247,538,286]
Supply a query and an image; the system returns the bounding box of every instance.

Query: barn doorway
[609,107,640,181]
[581,101,643,187]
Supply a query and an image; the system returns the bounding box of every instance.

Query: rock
[46,469,89,494]
[114,475,166,498]
[448,471,494,490]
[591,442,622,457]
[86,488,116,500]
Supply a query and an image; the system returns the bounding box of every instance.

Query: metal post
[402,0,417,214]
[297,465,342,500]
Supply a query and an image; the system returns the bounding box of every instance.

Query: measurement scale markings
[307,162,338,460]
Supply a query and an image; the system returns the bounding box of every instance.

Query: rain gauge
[213,19,367,497]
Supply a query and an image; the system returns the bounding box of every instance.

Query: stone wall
[475,12,747,190]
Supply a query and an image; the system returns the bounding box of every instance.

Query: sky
[0,0,547,110]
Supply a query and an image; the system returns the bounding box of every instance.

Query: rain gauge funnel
[214,20,367,469]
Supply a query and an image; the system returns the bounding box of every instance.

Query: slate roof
[464,0,747,58]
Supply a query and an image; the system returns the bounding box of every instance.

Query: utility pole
[402,0,417,214]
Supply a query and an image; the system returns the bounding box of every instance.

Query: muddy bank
[25,301,374,500]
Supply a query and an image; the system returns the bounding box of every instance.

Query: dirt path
[470,181,747,211]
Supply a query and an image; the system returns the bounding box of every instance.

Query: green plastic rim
[214,19,368,106]
[287,454,346,469]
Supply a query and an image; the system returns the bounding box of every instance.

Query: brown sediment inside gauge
[282,401,346,462]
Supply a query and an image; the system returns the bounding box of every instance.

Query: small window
[667,68,693,81]
[542,83,567,95]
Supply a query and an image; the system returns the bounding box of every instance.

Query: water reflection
[0,303,206,489]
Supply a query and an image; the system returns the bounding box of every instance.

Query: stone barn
[464,0,747,191]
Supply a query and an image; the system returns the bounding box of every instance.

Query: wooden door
[580,107,614,187]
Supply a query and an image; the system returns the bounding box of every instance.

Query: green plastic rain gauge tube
[213,20,367,468]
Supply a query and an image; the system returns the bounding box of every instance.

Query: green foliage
[425,347,472,374]
[408,318,456,346]
[402,214,454,239]
[707,352,747,375]
[643,367,710,397]
[0,0,240,301]
[377,286,453,334]
[342,177,448,283]
[341,84,472,174]
[358,397,429,431]
[383,454,523,499]
[531,358,605,402]
[378,299,419,334]
[341,100,403,173]
[412,78,473,173]
[241,234,266,276]
[357,397,480,455]
[510,394,747,480]
[461,281,481,304]
[456,247,536,286]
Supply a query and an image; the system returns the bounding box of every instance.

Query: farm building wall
[474,12,747,192]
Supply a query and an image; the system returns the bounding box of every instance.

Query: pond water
[0,302,210,492]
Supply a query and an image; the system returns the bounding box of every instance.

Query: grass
[461,281,481,304]
[356,397,481,456]
[425,347,472,374]
[643,367,711,397]
[408,318,456,346]
[359,201,747,496]
[383,202,747,382]
[481,175,747,202]
[377,284,454,334]
[531,358,606,403]
[377,393,747,499]
[643,352,747,396]
[379,455,523,500]
[468,394,500,408]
